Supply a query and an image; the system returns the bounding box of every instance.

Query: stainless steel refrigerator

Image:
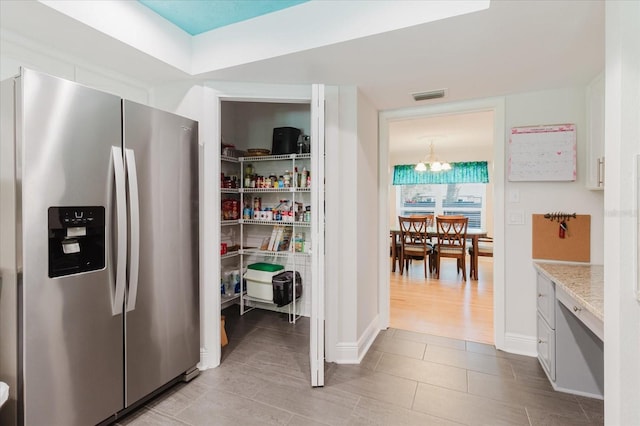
[0,68,200,426]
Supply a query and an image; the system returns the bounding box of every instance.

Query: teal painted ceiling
[138,0,309,35]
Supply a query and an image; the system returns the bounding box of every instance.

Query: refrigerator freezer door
[19,69,124,425]
[122,101,199,406]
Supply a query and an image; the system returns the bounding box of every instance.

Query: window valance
[392,161,489,185]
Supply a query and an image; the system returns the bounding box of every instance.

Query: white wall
[324,86,380,363]
[389,140,493,166]
[1,36,150,104]
[503,87,604,351]
[603,1,640,424]
[356,90,381,339]
[220,102,311,150]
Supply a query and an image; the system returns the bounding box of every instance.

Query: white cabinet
[536,313,556,380]
[585,72,605,190]
[536,273,556,380]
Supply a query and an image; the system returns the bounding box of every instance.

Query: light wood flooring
[390,256,494,345]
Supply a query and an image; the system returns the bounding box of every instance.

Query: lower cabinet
[536,313,556,380]
[535,272,604,399]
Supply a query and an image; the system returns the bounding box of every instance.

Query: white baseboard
[501,332,537,357]
[333,315,381,364]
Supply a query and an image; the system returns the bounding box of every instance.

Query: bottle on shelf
[243,201,251,220]
[294,232,305,253]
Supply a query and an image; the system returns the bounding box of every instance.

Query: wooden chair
[398,215,434,277]
[434,216,469,281]
[390,231,402,272]
[469,236,493,279]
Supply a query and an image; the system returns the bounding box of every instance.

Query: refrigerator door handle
[125,148,140,312]
[112,146,127,315]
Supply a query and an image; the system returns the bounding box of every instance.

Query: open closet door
[310,84,325,387]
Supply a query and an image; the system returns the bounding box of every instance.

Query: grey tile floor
[116,308,603,426]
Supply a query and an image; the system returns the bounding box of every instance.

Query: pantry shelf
[240,153,311,162]
[241,248,310,257]
[239,187,311,193]
[240,219,311,227]
[221,251,239,260]
[221,155,240,163]
[221,220,240,226]
[220,293,241,309]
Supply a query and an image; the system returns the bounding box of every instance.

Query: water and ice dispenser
[48,206,105,278]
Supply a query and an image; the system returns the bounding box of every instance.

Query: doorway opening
[392,181,493,344]
[378,98,506,348]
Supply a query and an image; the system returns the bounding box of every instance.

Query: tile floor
[116,308,603,426]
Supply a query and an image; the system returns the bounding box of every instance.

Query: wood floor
[390,256,494,345]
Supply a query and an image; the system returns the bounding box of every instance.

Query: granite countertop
[533,262,604,322]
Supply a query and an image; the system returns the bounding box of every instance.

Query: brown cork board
[532,214,590,262]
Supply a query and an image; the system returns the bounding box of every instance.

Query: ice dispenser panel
[48,206,105,278]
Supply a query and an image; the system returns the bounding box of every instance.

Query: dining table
[390,227,488,280]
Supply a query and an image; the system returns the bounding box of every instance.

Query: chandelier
[415,141,451,172]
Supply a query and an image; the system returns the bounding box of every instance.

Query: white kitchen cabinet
[585,72,605,190]
[536,272,556,380]
[536,313,556,380]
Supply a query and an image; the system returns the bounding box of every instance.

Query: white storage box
[243,263,284,302]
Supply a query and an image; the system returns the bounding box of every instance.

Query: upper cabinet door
[586,73,605,190]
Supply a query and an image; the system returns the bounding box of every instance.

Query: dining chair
[398,215,434,277]
[434,216,469,281]
[390,231,402,272]
[469,236,493,279]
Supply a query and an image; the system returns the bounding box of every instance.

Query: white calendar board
[508,124,576,181]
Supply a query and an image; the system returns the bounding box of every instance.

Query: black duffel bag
[272,271,302,307]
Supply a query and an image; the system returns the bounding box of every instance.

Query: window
[397,183,486,230]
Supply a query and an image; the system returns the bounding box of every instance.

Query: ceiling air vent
[411,89,446,102]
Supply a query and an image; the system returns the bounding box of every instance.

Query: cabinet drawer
[556,285,604,341]
[536,273,555,329]
[537,313,556,380]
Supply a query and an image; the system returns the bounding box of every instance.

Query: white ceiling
[389,110,495,158]
[0,0,604,156]
[201,0,604,110]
